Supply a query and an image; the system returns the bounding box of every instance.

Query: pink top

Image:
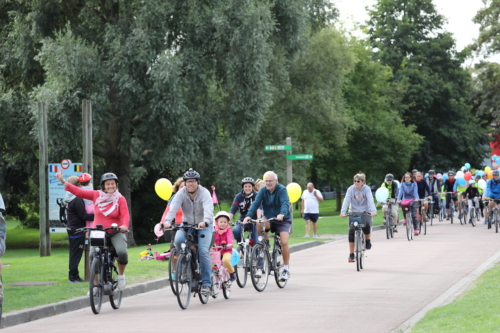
[65,183,130,233]
[214,228,233,255]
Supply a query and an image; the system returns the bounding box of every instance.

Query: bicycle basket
[210,249,222,269]
[89,230,106,247]
[401,199,413,212]
[348,215,365,228]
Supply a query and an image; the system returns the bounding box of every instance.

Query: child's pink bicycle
[209,246,232,299]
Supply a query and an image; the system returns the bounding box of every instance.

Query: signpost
[286,154,314,160]
[265,145,292,151]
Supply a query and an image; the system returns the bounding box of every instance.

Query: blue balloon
[456,177,466,186]
[443,174,448,181]
[496,158,500,164]
[465,163,471,169]
[425,173,429,178]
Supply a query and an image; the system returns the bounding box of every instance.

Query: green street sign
[265,145,292,151]
[287,154,313,160]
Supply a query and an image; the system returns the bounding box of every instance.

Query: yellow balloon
[263,173,266,181]
[155,178,173,201]
[286,182,302,204]
[485,166,492,173]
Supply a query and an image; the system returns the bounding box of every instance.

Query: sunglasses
[354,180,362,183]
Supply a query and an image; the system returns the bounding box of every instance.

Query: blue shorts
[303,213,319,223]
[270,218,292,234]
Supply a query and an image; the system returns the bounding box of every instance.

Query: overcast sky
[335,0,491,65]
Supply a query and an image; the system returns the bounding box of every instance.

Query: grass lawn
[411,263,500,333]
[2,198,390,313]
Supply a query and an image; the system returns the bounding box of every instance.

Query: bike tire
[168,248,178,296]
[235,245,247,288]
[359,233,365,270]
[250,244,270,292]
[89,257,103,315]
[463,205,468,225]
[175,253,192,310]
[430,208,434,226]
[406,214,412,241]
[198,283,210,305]
[471,214,476,227]
[496,210,499,233]
[488,212,492,229]
[109,259,122,310]
[273,247,287,288]
[210,271,220,299]
[385,214,390,240]
[222,270,231,299]
[450,207,454,224]
[423,218,427,235]
[355,231,361,271]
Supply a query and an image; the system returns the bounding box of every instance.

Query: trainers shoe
[414,229,419,236]
[69,277,84,283]
[483,220,487,225]
[200,285,210,295]
[393,226,398,233]
[366,240,372,250]
[348,253,355,262]
[446,217,450,220]
[118,275,126,291]
[302,235,310,238]
[87,287,99,297]
[230,272,236,281]
[279,270,290,282]
[254,269,262,278]
[313,234,319,238]
[458,214,462,219]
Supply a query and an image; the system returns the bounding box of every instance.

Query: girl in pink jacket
[214,211,236,281]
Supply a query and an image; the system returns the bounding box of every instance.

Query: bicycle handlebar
[345,212,371,216]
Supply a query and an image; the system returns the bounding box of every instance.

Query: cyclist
[474,175,485,221]
[229,177,259,246]
[426,170,440,216]
[437,175,447,219]
[340,173,377,262]
[485,170,500,222]
[56,171,130,291]
[380,174,399,232]
[465,180,480,223]
[415,172,432,222]
[243,171,291,281]
[163,168,214,295]
[443,171,458,220]
[454,175,468,219]
[397,172,419,235]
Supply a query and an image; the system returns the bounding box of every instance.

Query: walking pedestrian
[301,183,323,238]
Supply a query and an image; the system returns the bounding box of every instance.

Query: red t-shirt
[65,183,130,233]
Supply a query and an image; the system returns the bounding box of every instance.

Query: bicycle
[417,198,432,236]
[383,199,397,239]
[247,218,287,292]
[157,223,179,296]
[438,197,444,222]
[487,199,500,233]
[467,196,480,227]
[171,223,211,309]
[209,245,232,300]
[484,200,492,229]
[459,197,468,226]
[400,199,414,241]
[232,220,256,288]
[347,212,371,271]
[85,223,124,315]
[444,192,456,224]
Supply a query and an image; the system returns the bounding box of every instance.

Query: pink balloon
[464,172,472,181]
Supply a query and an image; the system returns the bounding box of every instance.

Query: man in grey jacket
[164,168,213,295]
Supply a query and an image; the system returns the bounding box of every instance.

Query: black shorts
[270,218,292,234]
[303,213,319,223]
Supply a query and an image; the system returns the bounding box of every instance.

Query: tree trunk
[335,185,342,212]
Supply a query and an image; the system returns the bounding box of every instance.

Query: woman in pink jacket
[56,171,130,291]
[214,211,236,281]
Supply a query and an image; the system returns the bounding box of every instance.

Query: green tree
[367,0,489,171]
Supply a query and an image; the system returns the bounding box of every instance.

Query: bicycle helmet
[448,171,455,176]
[428,170,435,175]
[493,170,500,177]
[214,211,231,223]
[469,180,476,185]
[241,177,255,187]
[78,173,92,184]
[100,172,118,187]
[412,169,418,173]
[385,174,394,181]
[183,168,200,182]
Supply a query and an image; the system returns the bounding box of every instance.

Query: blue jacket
[229,190,259,220]
[397,182,419,201]
[487,178,500,198]
[246,183,291,219]
[416,180,431,199]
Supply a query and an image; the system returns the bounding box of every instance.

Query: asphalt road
[5,218,500,333]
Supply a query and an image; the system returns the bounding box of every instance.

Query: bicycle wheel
[406,214,412,241]
[355,231,361,271]
[89,257,103,315]
[458,205,464,225]
[463,204,468,225]
[385,214,391,239]
[222,272,231,299]
[109,260,122,310]
[175,253,192,310]
[488,211,492,229]
[422,216,427,235]
[476,208,480,222]
[235,245,247,288]
[471,213,476,227]
[430,207,434,226]
[359,233,365,270]
[450,206,454,224]
[210,270,220,299]
[273,246,287,288]
[168,248,178,296]
[250,244,270,292]
[496,210,499,233]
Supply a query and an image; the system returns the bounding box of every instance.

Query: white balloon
[478,179,487,190]
[456,171,465,179]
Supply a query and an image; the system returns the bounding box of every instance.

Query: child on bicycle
[465,180,480,223]
[214,211,236,281]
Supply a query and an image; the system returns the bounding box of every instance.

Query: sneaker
[313,234,319,238]
[446,217,450,220]
[483,220,487,225]
[414,229,419,236]
[302,235,310,238]
[348,253,355,262]
[118,275,126,291]
[458,214,462,219]
[87,286,98,297]
[254,269,262,278]
[424,215,429,222]
[365,240,372,250]
[230,272,236,281]
[393,226,398,233]
[200,285,210,295]
[279,270,290,282]
[171,272,176,280]
[69,277,84,283]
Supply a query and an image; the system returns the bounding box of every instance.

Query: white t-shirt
[301,189,323,214]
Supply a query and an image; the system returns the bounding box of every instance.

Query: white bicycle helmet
[469,180,476,185]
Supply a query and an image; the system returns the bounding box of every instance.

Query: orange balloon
[488,171,493,179]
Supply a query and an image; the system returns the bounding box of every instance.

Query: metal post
[38,102,51,256]
[286,137,293,233]
[82,100,93,281]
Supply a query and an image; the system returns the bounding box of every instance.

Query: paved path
[5,220,500,333]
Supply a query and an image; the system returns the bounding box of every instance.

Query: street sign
[265,145,292,151]
[60,159,71,169]
[287,154,313,160]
